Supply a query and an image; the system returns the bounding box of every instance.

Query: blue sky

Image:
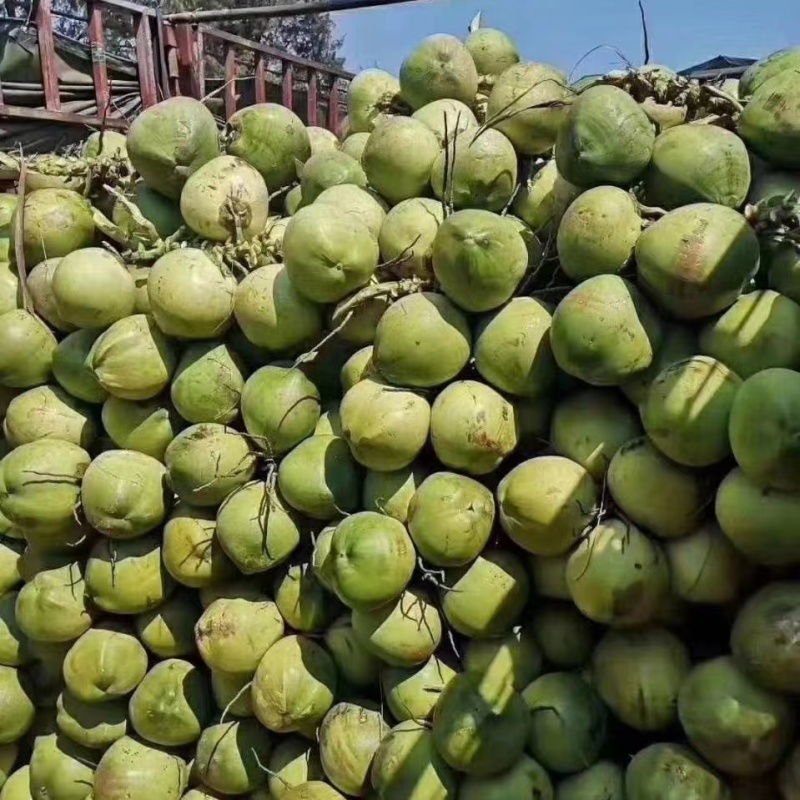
[334,0,797,78]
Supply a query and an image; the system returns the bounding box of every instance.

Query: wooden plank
[35,0,61,111]
[224,44,237,118]
[135,12,159,107]
[87,1,110,114]
[0,104,129,128]
[282,63,294,111]
[328,78,340,134]
[254,55,266,104]
[307,69,318,126]
[194,28,206,100]
[96,0,157,17]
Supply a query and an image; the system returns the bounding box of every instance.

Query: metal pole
[165,0,429,24]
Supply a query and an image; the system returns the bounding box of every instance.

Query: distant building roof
[679,55,757,80]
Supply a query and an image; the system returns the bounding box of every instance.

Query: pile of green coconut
[0,17,798,800]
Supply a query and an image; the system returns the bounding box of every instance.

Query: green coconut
[497,455,597,556]
[0,766,29,800]
[487,62,571,155]
[3,384,95,449]
[431,127,518,211]
[442,549,529,638]
[340,378,430,471]
[352,588,441,667]
[556,761,625,800]
[85,533,174,614]
[315,406,343,437]
[644,124,752,209]
[278,434,361,520]
[362,463,427,523]
[550,389,642,480]
[164,422,256,506]
[607,436,705,538]
[285,185,303,215]
[170,341,247,425]
[0,439,89,536]
[412,98,478,145]
[432,672,528,777]
[299,151,366,205]
[0,197,17,266]
[642,356,741,467]
[464,755,555,800]
[0,667,33,744]
[0,591,27,666]
[362,117,440,204]
[28,732,98,800]
[307,126,340,155]
[101,395,184,461]
[226,103,311,190]
[194,719,271,795]
[314,184,387,239]
[210,670,253,720]
[126,96,220,199]
[274,562,335,633]
[381,656,457,722]
[234,263,322,353]
[566,518,670,627]
[716,466,800,565]
[129,658,210,747]
[592,627,690,731]
[732,582,800,692]
[739,69,800,168]
[55,691,128,750]
[325,511,415,609]
[196,590,277,668]
[323,614,380,689]
[0,540,22,597]
[134,591,199,658]
[523,671,608,775]
[318,702,388,796]
[529,602,596,668]
[340,346,375,392]
[180,155,270,241]
[729,367,800,490]
[88,314,178,401]
[52,329,107,404]
[282,783,345,800]
[93,736,188,800]
[700,290,800,378]
[15,560,93,642]
[432,209,528,312]
[371,720,458,800]
[26,258,71,332]
[430,380,519,475]
[740,48,800,98]
[465,26,520,76]
[550,275,663,386]
[372,292,471,387]
[556,85,655,187]
[0,743,16,792]
[399,34,479,110]
[241,365,320,456]
[0,310,57,389]
[51,248,135,328]
[80,449,166,538]
[557,186,643,282]
[378,197,444,280]
[252,635,337,737]
[463,627,543,695]
[635,203,760,319]
[767,243,800,304]
[282,205,378,303]
[216,481,301,574]
[347,69,401,133]
[12,188,95,266]
[626,743,730,800]
[679,655,795,777]
[513,160,583,238]
[62,625,148,702]
[341,132,370,162]
[112,181,183,247]
[148,249,236,339]
[0,263,19,319]
[407,471,494,566]
[267,737,325,799]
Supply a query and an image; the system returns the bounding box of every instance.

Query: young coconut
[346,68,402,133]
[26,258,73,332]
[556,761,625,800]
[323,614,380,689]
[299,150,366,205]
[381,655,457,722]
[52,329,107,404]
[54,692,128,750]
[362,462,428,523]
[274,562,336,633]
[306,125,340,155]
[412,98,478,145]
[101,395,184,461]
[529,602,596,668]
[377,197,444,280]
[0,310,57,389]
[134,590,200,658]
[28,732,98,800]
[513,160,582,237]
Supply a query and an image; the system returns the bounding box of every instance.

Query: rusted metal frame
[254,55,266,104]
[306,68,318,126]
[134,8,158,107]
[282,62,294,112]
[0,104,129,127]
[87,0,110,114]
[328,77,342,133]
[224,43,237,118]
[35,0,61,111]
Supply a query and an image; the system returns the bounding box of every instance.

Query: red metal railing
[0,0,353,132]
